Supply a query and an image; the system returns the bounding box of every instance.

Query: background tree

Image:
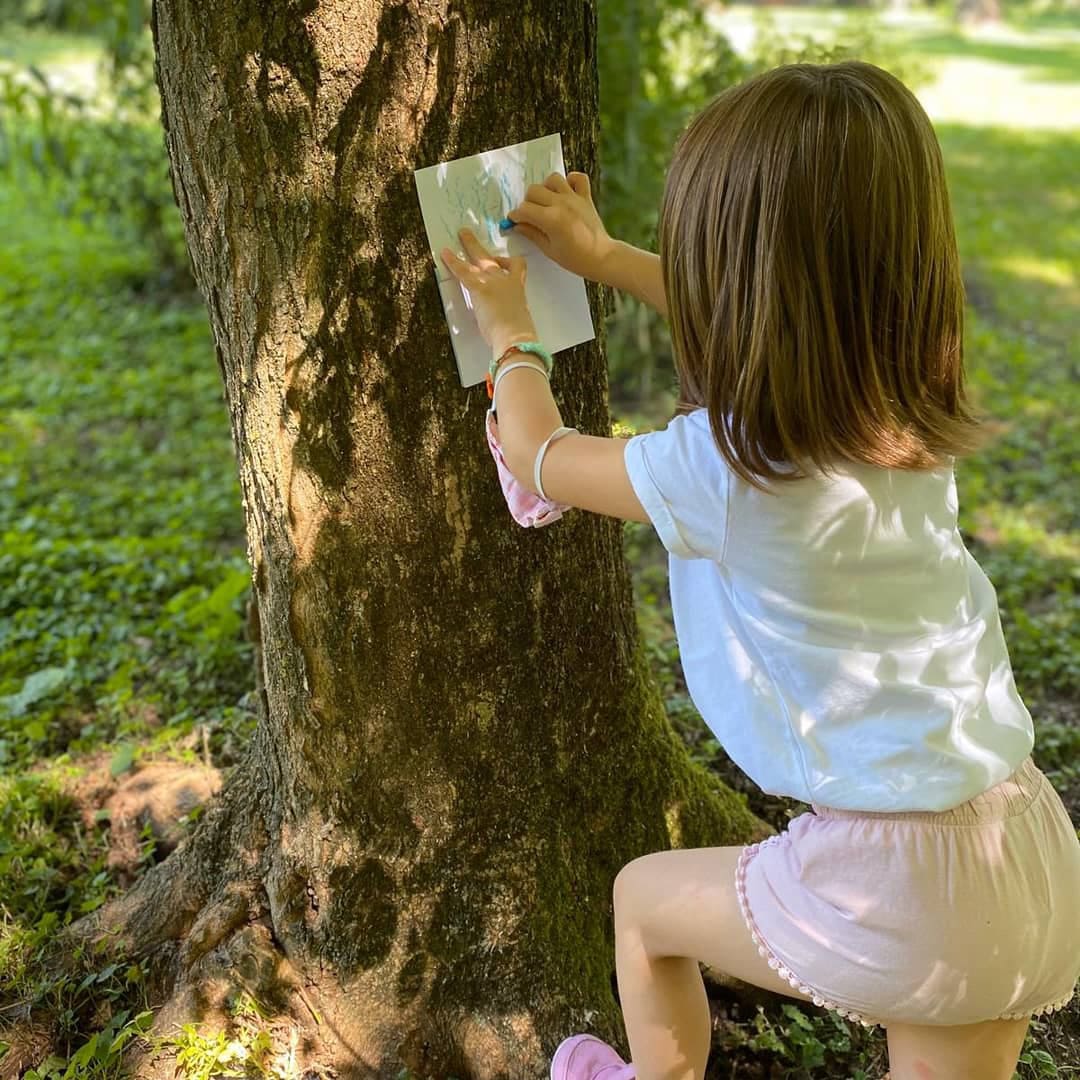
[9,2,767,1077]
[955,0,1003,24]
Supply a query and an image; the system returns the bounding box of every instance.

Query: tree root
[46,752,267,972]
[0,740,798,1080]
[0,753,295,1078]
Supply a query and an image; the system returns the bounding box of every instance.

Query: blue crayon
[498,217,516,230]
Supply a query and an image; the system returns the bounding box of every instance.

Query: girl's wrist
[491,324,540,364]
[486,328,548,402]
[596,237,628,290]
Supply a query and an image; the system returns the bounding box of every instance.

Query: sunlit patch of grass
[994,253,1076,290]
[972,502,1080,561]
[715,4,1080,129]
[0,25,105,102]
[0,25,101,69]
[912,53,1080,128]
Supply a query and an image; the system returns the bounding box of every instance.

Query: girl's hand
[441,228,538,356]
[506,171,616,283]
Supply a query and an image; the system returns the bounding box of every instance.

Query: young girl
[440,60,1080,1080]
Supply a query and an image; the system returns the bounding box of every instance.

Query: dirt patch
[27,750,223,888]
[102,761,222,886]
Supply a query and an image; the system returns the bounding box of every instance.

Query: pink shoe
[549,1034,636,1080]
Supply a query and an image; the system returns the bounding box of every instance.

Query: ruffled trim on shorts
[736,836,1079,1029]
[996,984,1077,1021]
[735,835,883,1030]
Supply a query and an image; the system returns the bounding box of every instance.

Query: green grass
[0,158,259,1074]
[0,174,257,774]
[0,24,101,69]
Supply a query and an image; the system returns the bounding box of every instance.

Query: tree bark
[24,2,771,1078]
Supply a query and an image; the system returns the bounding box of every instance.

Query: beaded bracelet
[486,339,554,399]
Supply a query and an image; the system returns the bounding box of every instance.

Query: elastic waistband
[811,756,1043,825]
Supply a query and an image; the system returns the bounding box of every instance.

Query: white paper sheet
[414,132,596,388]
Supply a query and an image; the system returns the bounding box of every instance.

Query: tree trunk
[25,2,771,1078]
[956,0,1002,25]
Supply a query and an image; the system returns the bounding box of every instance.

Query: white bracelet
[489,357,577,501]
[534,426,578,501]
[492,358,549,409]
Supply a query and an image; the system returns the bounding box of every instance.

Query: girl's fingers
[441,247,468,275]
[495,254,526,281]
[458,227,500,269]
[567,171,591,195]
[509,221,547,249]
[445,231,522,281]
[442,242,486,280]
[508,200,554,234]
[524,182,558,206]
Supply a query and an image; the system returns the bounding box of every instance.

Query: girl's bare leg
[883,1016,1031,1080]
[612,845,1034,1080]
[612,846,815,1080]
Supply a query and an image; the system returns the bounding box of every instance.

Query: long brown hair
[659,60,986,490]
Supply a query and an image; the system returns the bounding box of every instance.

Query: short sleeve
[622,409,730,562]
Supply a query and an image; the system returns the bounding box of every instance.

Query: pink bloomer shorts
[735,755,1080,1028]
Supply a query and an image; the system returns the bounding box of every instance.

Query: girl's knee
[612,852,662,923]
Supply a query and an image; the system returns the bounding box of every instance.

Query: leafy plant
[22,1008,155,1080]
[710,1001,886,1079]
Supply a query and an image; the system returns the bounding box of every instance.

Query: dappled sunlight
[949,711,1034,784]
[1,4,1075,1073]
[674,443,1038,815]
[994,253,1076,289]
[888,963,980,1020]
[939,125,1080,344]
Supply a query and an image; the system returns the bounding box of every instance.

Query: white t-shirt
[623,406,1035,812]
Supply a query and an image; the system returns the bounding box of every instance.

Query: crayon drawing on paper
[414,132,595,388]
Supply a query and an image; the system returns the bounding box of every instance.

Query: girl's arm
[599,240,668,319]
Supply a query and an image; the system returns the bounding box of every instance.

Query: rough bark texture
[21,3,772,1078]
